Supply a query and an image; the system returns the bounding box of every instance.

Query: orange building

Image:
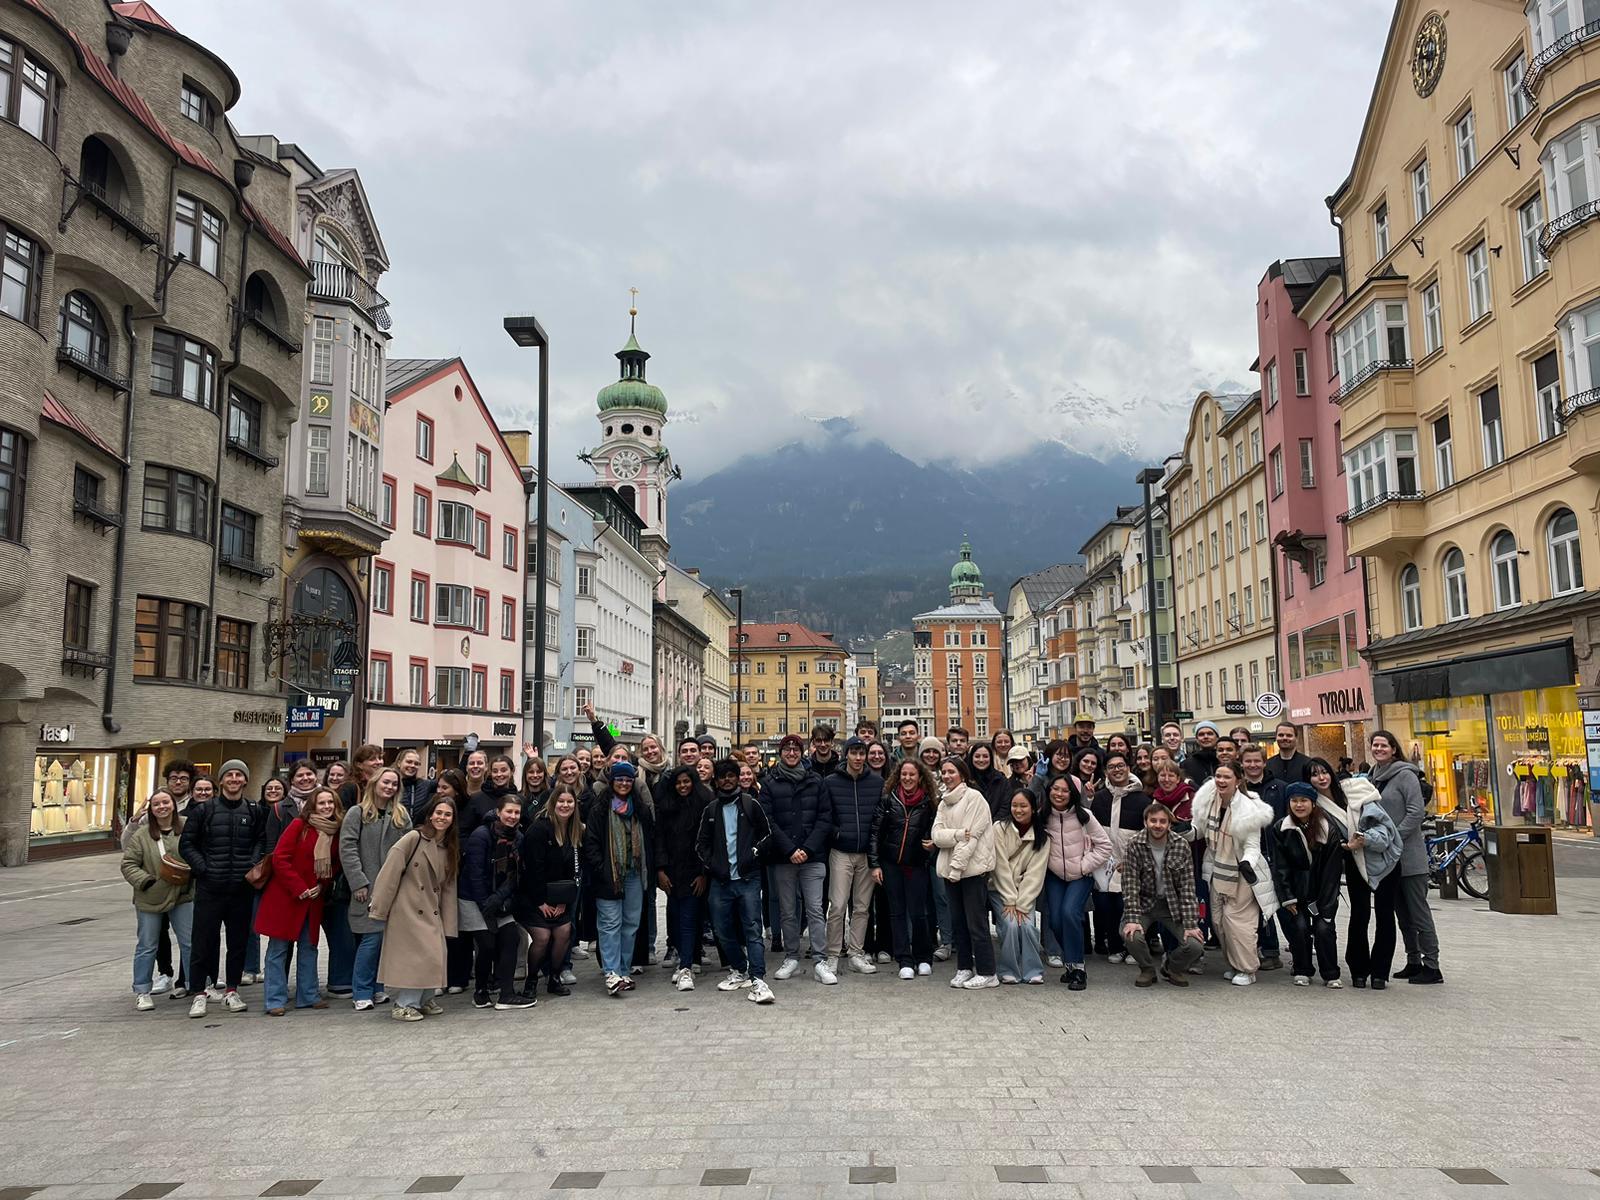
[1038,587,1081,742]
[913,541,1006,741]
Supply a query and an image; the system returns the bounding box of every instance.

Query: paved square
[3,848,1600,1199]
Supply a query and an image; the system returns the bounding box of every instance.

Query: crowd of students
[117,708,1444,1020]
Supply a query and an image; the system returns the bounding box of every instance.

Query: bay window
[1,224,43,327]
[1335,300,1410,386]
[437,499,473,543]
[173,193,222,276]
[1344,430,1419,515]
[1527,0,1600,54]
[0,36,59,147]
[1559,299,1600,402]
[150,330,218,411]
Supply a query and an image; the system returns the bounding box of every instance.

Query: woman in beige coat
[930,758,998,990]
[368,794,460,1021]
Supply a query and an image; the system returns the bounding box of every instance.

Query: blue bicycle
[1427,804,1487,900]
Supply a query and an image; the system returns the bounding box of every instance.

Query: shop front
[1284,611,1374,768]
[1372,640,1589,828]
[370,714,520,775]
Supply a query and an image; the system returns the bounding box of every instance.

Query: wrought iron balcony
[1524,20,1600,98]
[220,550,276,580]
[72,494,122,531]
[1540,200,1600,254]
[1329,359,1412,404]
[226,434,281,471]
[309,260,392,330]
[241,306,303,353]
[74,178,160,246]
[1337,490,1426,524]
[56,342,130,392]
[1560,388,1600,421]
[61,646,112,675]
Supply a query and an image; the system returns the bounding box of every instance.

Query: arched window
[79,135,132,208]
[313,222,359,269]
[1400,564,1423,631]
[289,567,357,691]
[1491,531,1522,610]
[58,291,108,366]
[1548,508,1584,596]
[244,272,278,324]
[1443,548,1469,620]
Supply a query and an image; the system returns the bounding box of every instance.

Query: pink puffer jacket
[1043,802,1111,882]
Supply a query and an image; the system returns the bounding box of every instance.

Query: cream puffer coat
[930,783,997,882]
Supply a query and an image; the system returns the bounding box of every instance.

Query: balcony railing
[241,306,303,353]
[1540,200,1600,254]
[1560,388,1600,421]
[1524,20,1600,98]
[309,260,392,330]
[226,434,280,471]
[56,342,130,392]
[220,551,276,580]
[61,646,112,675]
[1329,359,1412,404]
[72,494,122,530]
[1337,489,1426,523]
[75,178,160,246]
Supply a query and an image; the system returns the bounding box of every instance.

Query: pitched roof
[384,357,457,397]
[1266,256,1342,313]
[1014,562,1087,609]
[110,1,174,31]
[42,390,122,462]
[729,622,843,652]
[383,357,525,481]
[914,598,1004,621]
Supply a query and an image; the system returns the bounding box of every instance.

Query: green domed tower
[950,537,984,602]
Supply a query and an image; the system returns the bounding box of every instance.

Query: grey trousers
[773,859,827,961]
[1125,899,1205,974]
[1399,873,1441,968]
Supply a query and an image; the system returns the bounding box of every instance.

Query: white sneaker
[1293,975,1312,987]
[1106,952,1126,964]
[1325,978,1344,989]
[134,993,154,1012]
[352,998,374,1011]
[151,973,171,995]
[774,958,800,980]
[898,966,914,980]
[674,968,695,992]
[446,985,465,995]
[717,969,751,991]
[630,965,646,976]
[933,944,953,962]
[691,962,703,975]
[205,985,225,1000]
[999,974,1020,985]
[1222,969,1237,981]
[559,969,577,985]
[875,951,892,964]
[848,953,878,975]
[813,960,838,985]
[917,962,932,976]
[1046,955,1065,969]
[238,972,257,986]
[963,974,1000,989]
[373,992,390,1006]
[1231,972,1256,987]
[222,991,248,1013]
[572,943,591,959]
[747,978,776,1004]
[949,969,974,988]
[188,993,207,1018]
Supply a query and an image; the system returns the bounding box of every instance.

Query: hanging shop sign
[1254,692,1285,720]
[287,707,326,734]
[1223,700,1248,715]
[331,639,362,687]
[289,687,349,719]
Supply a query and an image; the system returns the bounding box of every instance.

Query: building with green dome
[913,538,1004,741]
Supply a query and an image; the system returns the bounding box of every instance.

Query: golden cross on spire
[629,286,639,333]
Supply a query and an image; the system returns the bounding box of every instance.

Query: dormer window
[179,80,214,131]
[777,632,789,643]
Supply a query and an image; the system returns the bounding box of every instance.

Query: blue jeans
[265,923,321,1010]
[667,891,700,970]
[353,928,385,1001]
[1043,875,1093,965]
[709,876,766,980]
[321,897,355,991]
[391,987,429,1010]
[989,892,1043,982]
[134,904,192,994]
[595,870,643,976]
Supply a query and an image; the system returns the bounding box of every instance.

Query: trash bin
[1484,825,1557,915]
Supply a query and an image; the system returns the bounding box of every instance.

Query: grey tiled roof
[385,357,458,397]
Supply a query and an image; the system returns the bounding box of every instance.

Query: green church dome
[950,537,984,598]
[597,327,668,416]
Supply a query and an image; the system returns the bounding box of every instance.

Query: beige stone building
[1328,0,1600,827]
[1167,392,1280,741]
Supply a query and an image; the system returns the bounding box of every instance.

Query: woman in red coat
[257,786,343,1015]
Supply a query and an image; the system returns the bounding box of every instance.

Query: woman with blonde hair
[338,765,411,1010]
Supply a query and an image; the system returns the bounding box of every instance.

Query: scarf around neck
[607,793,641,890]
[307,812,341,879]
[767,761,809,785]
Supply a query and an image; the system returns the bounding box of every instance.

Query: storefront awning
[1372,640,1576,706]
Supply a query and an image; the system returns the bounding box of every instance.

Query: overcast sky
[165,0,1391,480]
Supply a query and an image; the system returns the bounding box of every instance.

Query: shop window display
[1489,686,1590,829]
[31,752,117,841]
[1378,697,1494,819]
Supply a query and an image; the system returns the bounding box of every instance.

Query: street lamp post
[729,587,743,742]
[1137,466,1167,736]
[504,314,550,754]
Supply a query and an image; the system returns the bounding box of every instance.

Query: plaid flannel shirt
[1119,829,1199,931]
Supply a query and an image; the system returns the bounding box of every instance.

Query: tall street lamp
[728,587,743,741]
[504,314,550,754]
[1136,466,1167,736]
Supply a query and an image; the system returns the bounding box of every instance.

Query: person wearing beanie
[760,733,832,984]
[1184,723,1221,787]
[1272,782,1346,987]
[179,756,264,1016]
[582,758,653,996]
[697,758,776,1003]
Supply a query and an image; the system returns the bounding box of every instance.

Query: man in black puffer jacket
[179,758,264,1016]
[821,737,881,978]
[760,734,831,981]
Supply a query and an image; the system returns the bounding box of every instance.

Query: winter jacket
[1271,814,1343,917]
[515,816,579,920]
[1120,829,1200,931]
[696,790,775,883]
[822,767,880,855]
[368,830,458,990]
[255,818,335,944]
[803,750,841,780]
[178,795,264,890]
[1042,799,1111,882]
[339,801,413,935]
[654,767,712,889]
[870,788,935,871]
[582,790,654,901]
[971,767,1014,821]
[930,783,997,882]
[1263,751,1314,787]
[121,819,193,913]
[1342,776,1403,887]
[1183,746,1219,787]
[1369,760,1429,877]
[399,775,436,822]
[261,797,302,857]
[759,766,830,862]
[461,818,521,916]
[120,795,194,850]
[463,780,519,841]
[1090,778,1146,894]
[988,819,1048,914]
[1190,780,1280,920]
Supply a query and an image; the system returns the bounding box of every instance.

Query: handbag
[244,855,273,889]
[158,853,192,886]
[544,879,577,909]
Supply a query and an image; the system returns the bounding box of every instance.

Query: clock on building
[1411,12,1446,98]
[610,448,643,480]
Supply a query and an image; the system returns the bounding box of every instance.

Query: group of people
[117,708,1443,1020]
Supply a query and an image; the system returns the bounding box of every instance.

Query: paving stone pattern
[2,855,1600,1200]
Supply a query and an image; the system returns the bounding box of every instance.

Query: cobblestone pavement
[2,851,1599,1200]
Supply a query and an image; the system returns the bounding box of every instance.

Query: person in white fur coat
[1190,764,1278,986]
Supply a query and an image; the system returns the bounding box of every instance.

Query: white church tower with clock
[585,294,677,569]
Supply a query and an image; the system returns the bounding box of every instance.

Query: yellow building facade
[730,623,847,751]
[1330,0,1600,827]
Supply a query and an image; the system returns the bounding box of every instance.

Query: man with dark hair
[893,719,921,763]
[1264,722,1314,786]
[946,726,970,756]
[1069,716,1100,757]
[821,737,879,977]
[855,720,879,742]
[163,760,196,808]
[698,757,776,1004]
[1214,735,1239,774]
[1120,802,1205,986]
[678,737,702,768]
[805,724,840,779]
[1183,722,1220,785]
[761,733,832,983]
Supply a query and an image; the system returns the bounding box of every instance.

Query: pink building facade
[1256,258,1375,765]
[367,359,526,772]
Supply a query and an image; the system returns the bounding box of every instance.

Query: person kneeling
[697,758,777,1004]
[1119,802,1204,987]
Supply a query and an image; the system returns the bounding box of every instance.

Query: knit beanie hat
[219,758,249,781]
[1285,782,1318,802]
[608,761,637,780]
[778,734,805,752]
[918,736,945,756]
